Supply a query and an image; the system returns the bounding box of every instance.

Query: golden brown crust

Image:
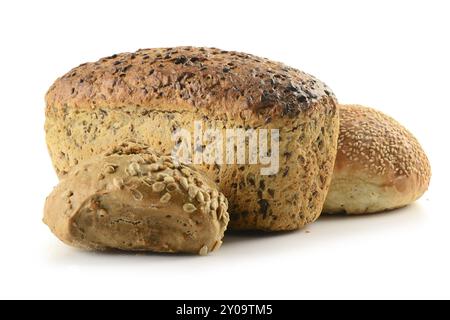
[45,47,335,119]
[43,142,229,254]
[324,105,431,214]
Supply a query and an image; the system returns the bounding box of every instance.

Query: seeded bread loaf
[324,105,431,214]
[45,47,339,231]
[44,142,229,254]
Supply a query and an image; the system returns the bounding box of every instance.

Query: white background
[0,0,449,300]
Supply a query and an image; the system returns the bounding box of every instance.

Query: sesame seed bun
[323,104,431,214]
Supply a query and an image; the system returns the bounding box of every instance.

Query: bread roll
[45,47,339,231]
[43,142,229,255]
[323,105,431,214]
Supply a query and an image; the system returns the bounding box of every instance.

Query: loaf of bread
[43,142,229,254]
[323,105,431,214]
[45,47,339,231]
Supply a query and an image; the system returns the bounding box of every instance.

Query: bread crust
[45,47,340,231]
[46,47,335,119]
[324,105,431,214]
[43,142,229,254]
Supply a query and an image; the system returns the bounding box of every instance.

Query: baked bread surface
[45,47,339,231]
[44,143,229,254]
[324,105,431,214]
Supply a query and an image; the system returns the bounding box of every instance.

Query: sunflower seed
[164,162,175,169]
[160,192,172,203]
[127,162,140,176]
[217,204,226,220]
[148,163,160,172]
[152,182,166,192]
[166,168,176,175]
[183,203,197,213]
[131,154,145,163]
[156,173,167,181]
[188,185,198,198]
[173,169,182,177]
[163,176,175,184]
[166,182,178,192]
[211,240,222,252]
[180,168,191,177]
[113,178,124,189]
[211,199,219,211]
[196,192,205,204]
[221,211,229,223]
[104,165,116,174]
[199,245,208,256]
[205,201,211,212]
[130,188,144,201]
[179,177,189,190]
[172,161,180,169]
[130,162,140,171]
[141,177,153,187]
[140,154,153,163]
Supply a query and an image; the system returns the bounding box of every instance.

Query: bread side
[45,47,340,231]
[46,100,338,230]
[323,105,431,214]
[43,143,229,254]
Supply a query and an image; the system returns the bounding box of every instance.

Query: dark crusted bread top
[46,47,336,119]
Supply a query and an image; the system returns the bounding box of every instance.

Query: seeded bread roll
[43,142,229,255]
[45,47,339,231]
[323,105,431,214]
